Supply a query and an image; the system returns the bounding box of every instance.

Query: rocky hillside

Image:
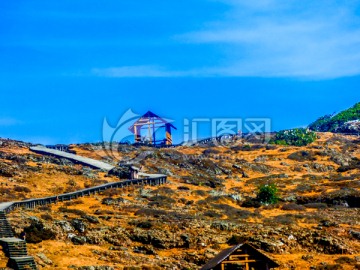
[309,102,360,133]
[1,134,360,269]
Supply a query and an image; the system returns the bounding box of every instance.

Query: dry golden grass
[2,133,360,269]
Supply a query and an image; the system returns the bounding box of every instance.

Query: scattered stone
[349,230,360,240]
[107,166,132,179]
[301,254,313,261]
[56,221,74,232]
[76,266,114,270]
[82,215,100,224]
[101,197,126,205]
[36,253,53,265]
[71,236,87,245]
[71,219,87,233]
[133,245,157,255]
[232,164,241,170]
[210,221,236,231]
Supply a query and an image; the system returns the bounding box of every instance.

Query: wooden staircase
[0,211,14,238]
[0,149,167,270]
[0,211,37,270]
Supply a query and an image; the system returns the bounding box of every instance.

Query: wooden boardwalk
[29,146,115,171]
[0,147,167,269]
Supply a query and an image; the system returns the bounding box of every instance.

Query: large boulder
[71,219,87,233]
[107,165,132,179]
[24,219,56,244]
[336,120,360,133]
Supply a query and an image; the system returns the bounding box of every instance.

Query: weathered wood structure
[30,146,115,170]
[45,144,76,153]
[201,243,279,270]
[0,211,37,270]
[128,111,176,146]
[0,147,167,270]
[0,176,166,270]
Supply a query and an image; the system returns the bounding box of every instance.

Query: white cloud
[91,0,360,79]
[178,0,360,79]
[91,65,241,78]
[0,117,21,126]
[91,66,196,78]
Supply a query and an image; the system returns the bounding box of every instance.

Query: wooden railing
[0,175,167,213]
[0,146,167,270]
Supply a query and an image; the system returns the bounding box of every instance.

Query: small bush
[270,128,317,146]
[94,209,114,215]
[281,203,306,211]
[0,187,11,195]
[211,204,252,219]
[135,208,167,217]
[101,197,125,205]
[148,195,176,207]
[203,148,220,155]
[304,203,328,209]
[150,187,175,195]
[192,190,208,196]
[227,235,248,245]
[231,144,264,152]
[14,186,31,193]
[288,151,317,162]
[203,210,222,218]
[58,207,86,216]
[314,264,342,270]
[294,184,313,193]
[177,186,190,191]
[334,257,357,264]
[256,184,280,204]
[266,145,278,150]
[267,214,297,225]
[241,197,261,208]
[136,221,153,229]
[40,214,53,221]
[38,206,51,211]
[64,199,84,206]
[66,179,77,187]
[337,157,360,172]
[24,220,56,244]
[211,221,236,231]
[124,267,141,270]
[82,215,99,224]
[100,188,123,197]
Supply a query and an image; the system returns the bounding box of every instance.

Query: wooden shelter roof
[200,243,279,270]
[128,111,176,134]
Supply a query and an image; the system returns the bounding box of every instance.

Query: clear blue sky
[1,0,360,144]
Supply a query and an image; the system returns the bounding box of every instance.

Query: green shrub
[256,183,279,204]
[270,128,317,146]
[309,102,360,132]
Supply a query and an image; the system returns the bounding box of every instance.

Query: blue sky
[1,0,360,144]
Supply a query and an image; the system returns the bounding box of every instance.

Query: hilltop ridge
[309,102,360,133]
[0,134,360,269]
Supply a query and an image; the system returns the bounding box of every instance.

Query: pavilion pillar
[134,125,141,143]
[165,123,172,145]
